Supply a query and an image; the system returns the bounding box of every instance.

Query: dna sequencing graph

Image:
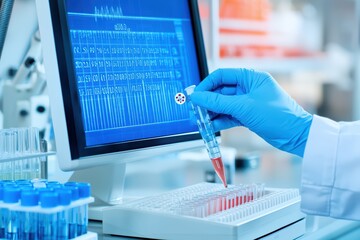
[66,3,198,142]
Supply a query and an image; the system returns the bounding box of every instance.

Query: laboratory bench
[86,149,360,240]
[88,218,360,240]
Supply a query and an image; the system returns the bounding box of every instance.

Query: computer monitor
[36,0,210,205]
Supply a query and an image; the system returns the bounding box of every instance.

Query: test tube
[77,182,91,236]
[19,190,39,240]
[185,85,227,188]
[64,185,80,239]
[56,189,72,240]
[39,192,59,239]
[0,185,5,238]
[2,129,17,180]
[29,128,41,179]
[0,130,4,158]
[3,187,21,239]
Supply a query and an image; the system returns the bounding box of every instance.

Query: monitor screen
[40,0,209,169]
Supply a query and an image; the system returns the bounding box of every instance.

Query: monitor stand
[69,163,126,221]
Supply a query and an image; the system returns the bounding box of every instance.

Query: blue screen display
[64,0,201,146]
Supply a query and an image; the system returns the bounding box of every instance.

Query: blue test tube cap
[19,186,34,192]
[21,190,39,206]
[64,186,80,201]
[37,188,54,202]
[37,187,53,195]
[2,180,15,184]
[47,180,60,184]
[40,192,59,208]
[15,179,31,184]
[17,183,33,188]
[64,182,78,187]
[3,182,17,188]
[56,189,72,206]
[47,184,63,190]
[3,187,21,203]
[77,182,91,198]
[46,181,61,187]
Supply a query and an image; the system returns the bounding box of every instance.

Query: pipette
[184,85,227,188]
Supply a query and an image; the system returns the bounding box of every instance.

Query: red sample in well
[211,157,227,188]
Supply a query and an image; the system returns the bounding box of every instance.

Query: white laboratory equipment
[0,0,50,131]
[102,182,305,240]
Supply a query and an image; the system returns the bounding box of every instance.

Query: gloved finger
[195,69,239,92]
[211,85,246,96]
[195,68,257,92]
[191,91,246,116]
[213,86,237,95]
[212,116,241,132]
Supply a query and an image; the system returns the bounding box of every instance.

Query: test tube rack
[0,127,55,180]
[0,179,96,240]
[102,182,306,240]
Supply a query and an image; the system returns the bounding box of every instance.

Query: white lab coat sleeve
[301,115,360,220]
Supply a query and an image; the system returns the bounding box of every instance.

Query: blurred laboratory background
[2,0,360,239]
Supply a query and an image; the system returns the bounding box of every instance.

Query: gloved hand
[190,68,313,157]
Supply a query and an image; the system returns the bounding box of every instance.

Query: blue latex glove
[190,68,313,157]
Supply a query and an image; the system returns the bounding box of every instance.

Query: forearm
[301,115,360,220]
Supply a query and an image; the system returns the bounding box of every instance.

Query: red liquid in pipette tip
[211,157,227,188]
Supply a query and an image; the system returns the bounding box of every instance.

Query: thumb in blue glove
[190,68,313,157]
